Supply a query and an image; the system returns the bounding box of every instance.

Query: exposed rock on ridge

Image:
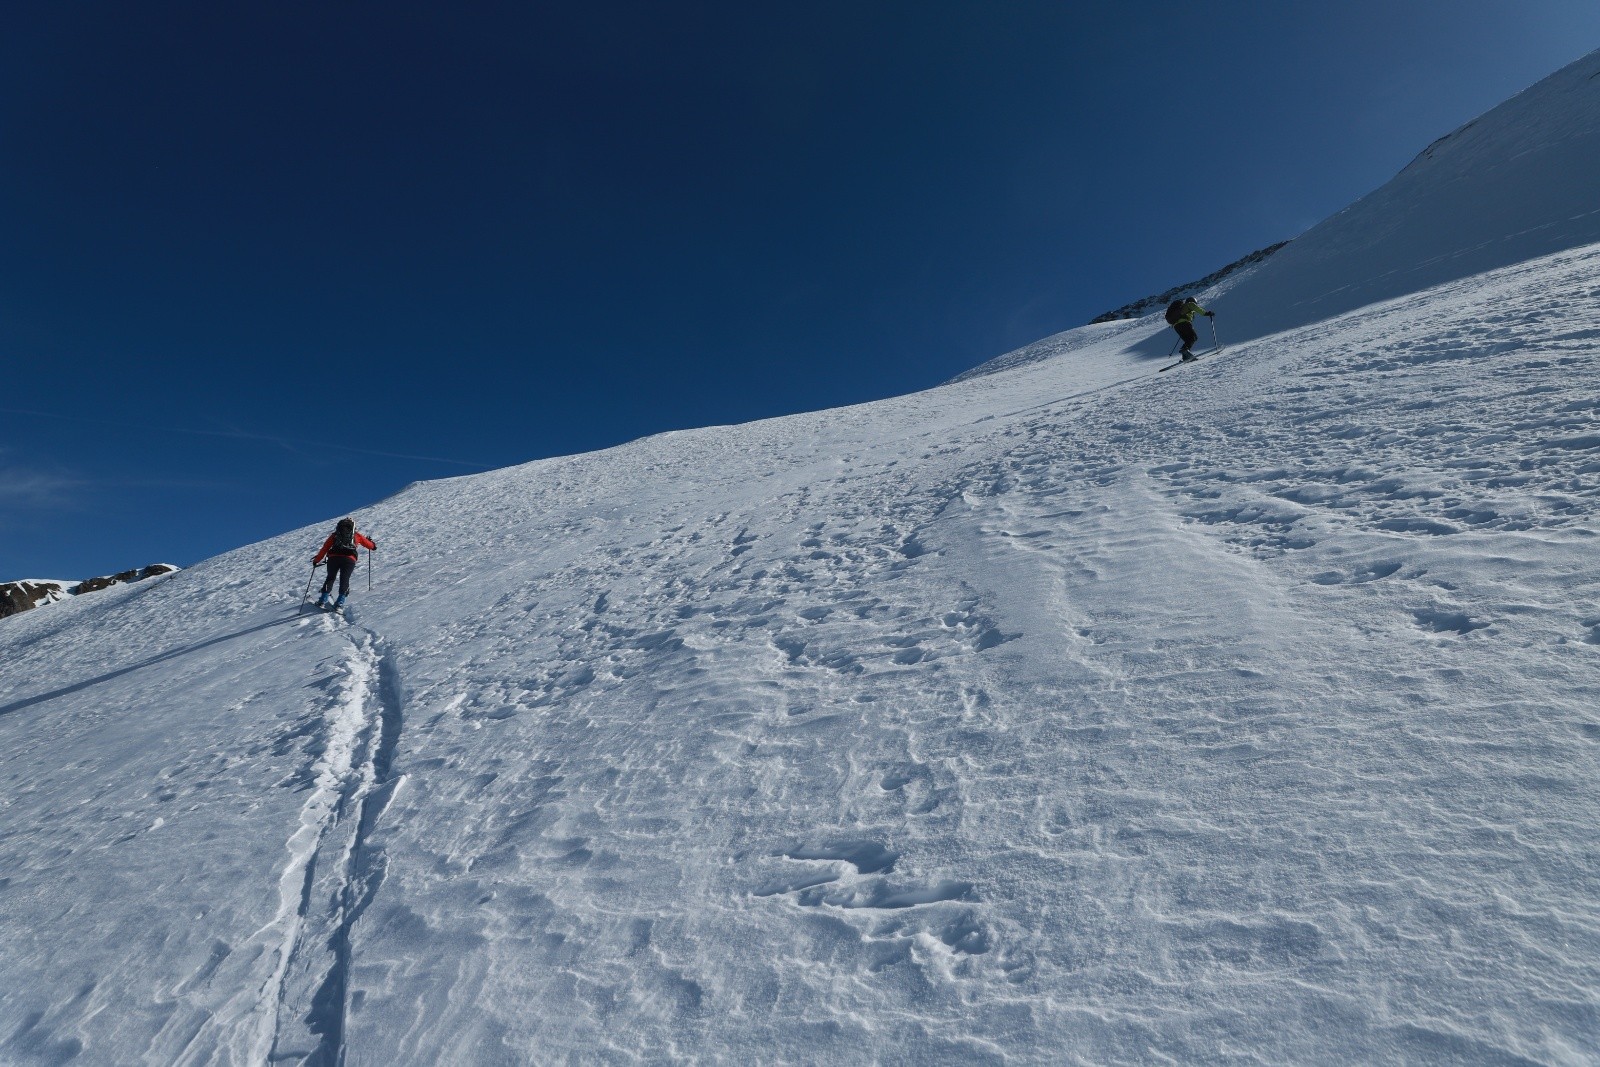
[1,565,179,620]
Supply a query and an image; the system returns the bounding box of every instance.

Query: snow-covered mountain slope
[4,239,1599,1064]
[1214,45,1600,345]
[962,45,1600,384]
[6,52,1600,1066]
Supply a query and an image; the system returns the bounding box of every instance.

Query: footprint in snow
[1411,608,1489,635]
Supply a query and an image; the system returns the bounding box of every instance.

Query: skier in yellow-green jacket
[1164,297,1215,361]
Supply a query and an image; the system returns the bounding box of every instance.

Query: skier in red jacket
[311,517,377,611]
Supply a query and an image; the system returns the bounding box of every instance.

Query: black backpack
[332,519,357,554]
[1164,299,1189,325]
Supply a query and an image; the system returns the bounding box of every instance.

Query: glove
[1205,311,1215,318]
[370,540,378,550]
[311,558,320,566]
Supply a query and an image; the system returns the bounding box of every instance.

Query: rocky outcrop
[1,581,73,619]
[1,564,178,620]
[70,565,179,596]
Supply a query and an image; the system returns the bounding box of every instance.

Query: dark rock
[0,581,72,619]
[1,564,179,621]
[71,564,178,595]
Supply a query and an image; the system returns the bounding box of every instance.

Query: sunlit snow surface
[4,238,1600,1064]
[6,47,1600,1066]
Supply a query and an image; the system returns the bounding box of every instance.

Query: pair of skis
[1159,347,1221,373]
[299,560,357,615]
[297,580,346,616]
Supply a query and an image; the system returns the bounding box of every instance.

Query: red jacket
[313,530,376,565]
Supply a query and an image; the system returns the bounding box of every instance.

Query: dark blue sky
[4,2,1598,579]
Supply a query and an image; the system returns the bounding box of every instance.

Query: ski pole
[301,563,319,611]
[1209,316,1221,352]
[367,549,373,592]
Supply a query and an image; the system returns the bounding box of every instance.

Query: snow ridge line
[250,622,406,1066]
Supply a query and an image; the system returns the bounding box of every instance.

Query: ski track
[0,583,410,1067]
[0,243,1597,1063]
[254,616,407,1067]
[152,609,410,1067]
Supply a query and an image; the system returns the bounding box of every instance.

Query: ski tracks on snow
[236,615,406,1067]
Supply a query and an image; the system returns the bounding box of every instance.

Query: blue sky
[4,2,1599,580]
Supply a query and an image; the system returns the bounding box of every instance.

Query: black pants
[1175,320,1198,351]
[321,556,357,596]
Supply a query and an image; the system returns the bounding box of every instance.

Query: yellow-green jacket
[1170,298,1211,326]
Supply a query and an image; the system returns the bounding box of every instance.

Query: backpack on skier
[1164,298,1190,325]
[332,517,357,555]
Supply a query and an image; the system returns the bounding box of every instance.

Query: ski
[1159,347,1221,373]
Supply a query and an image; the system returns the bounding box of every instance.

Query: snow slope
[961,45,1600,383]
[4,54,1600,1067]
[1213,45,1600,344]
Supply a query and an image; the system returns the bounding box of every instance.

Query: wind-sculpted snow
[3,239,1599,1063]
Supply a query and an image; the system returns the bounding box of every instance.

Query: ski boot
[314,592,330,610]
[334,594,347,613]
